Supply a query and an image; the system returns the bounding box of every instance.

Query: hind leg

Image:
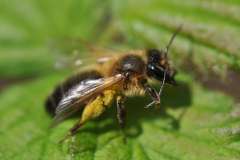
[60,90,116,142]
[59,99,104,143]
[59,119,84,143]
[116,95,128,143]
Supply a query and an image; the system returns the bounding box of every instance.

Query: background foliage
[0,0,240,159]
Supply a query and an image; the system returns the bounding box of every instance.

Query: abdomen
[45,70,103,116]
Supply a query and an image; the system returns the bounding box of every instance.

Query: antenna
[158,70,166,96]
[165,25,183,56]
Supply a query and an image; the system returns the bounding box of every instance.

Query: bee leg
[116,95,126,129]
[116,95,127,143]
[59,90,116,143]
[123,72,130,90]
[140,79,160,107]
[59,120,83,143]
[69,121,83,136]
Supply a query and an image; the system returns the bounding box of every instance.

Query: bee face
[146,49,176,85]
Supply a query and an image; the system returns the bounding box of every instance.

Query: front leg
[116,95,126,129]
[140,79,160,107]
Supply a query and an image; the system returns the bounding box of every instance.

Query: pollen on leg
[80,90,116,124]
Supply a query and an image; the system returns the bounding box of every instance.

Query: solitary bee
[45,27,181,142]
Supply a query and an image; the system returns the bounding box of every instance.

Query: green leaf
[0,0,110,78]
[0,0,240,160]
[113,0,240,73]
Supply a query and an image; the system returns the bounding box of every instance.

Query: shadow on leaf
[76,81,192,139]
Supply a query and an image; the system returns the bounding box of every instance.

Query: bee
[45,27,181,142]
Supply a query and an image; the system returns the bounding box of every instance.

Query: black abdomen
[45,70,103,116]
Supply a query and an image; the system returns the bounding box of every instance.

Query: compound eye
[147,63,164,78]
[147,63,176,85]
[147,49,161,64]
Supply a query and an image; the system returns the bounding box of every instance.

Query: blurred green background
[0,0,240,160]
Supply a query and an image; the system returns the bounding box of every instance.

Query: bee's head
[146,25,182,85]
[146,49,177,85]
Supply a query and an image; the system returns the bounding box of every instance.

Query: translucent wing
[51,74,124,127]
[53,37,125,71]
